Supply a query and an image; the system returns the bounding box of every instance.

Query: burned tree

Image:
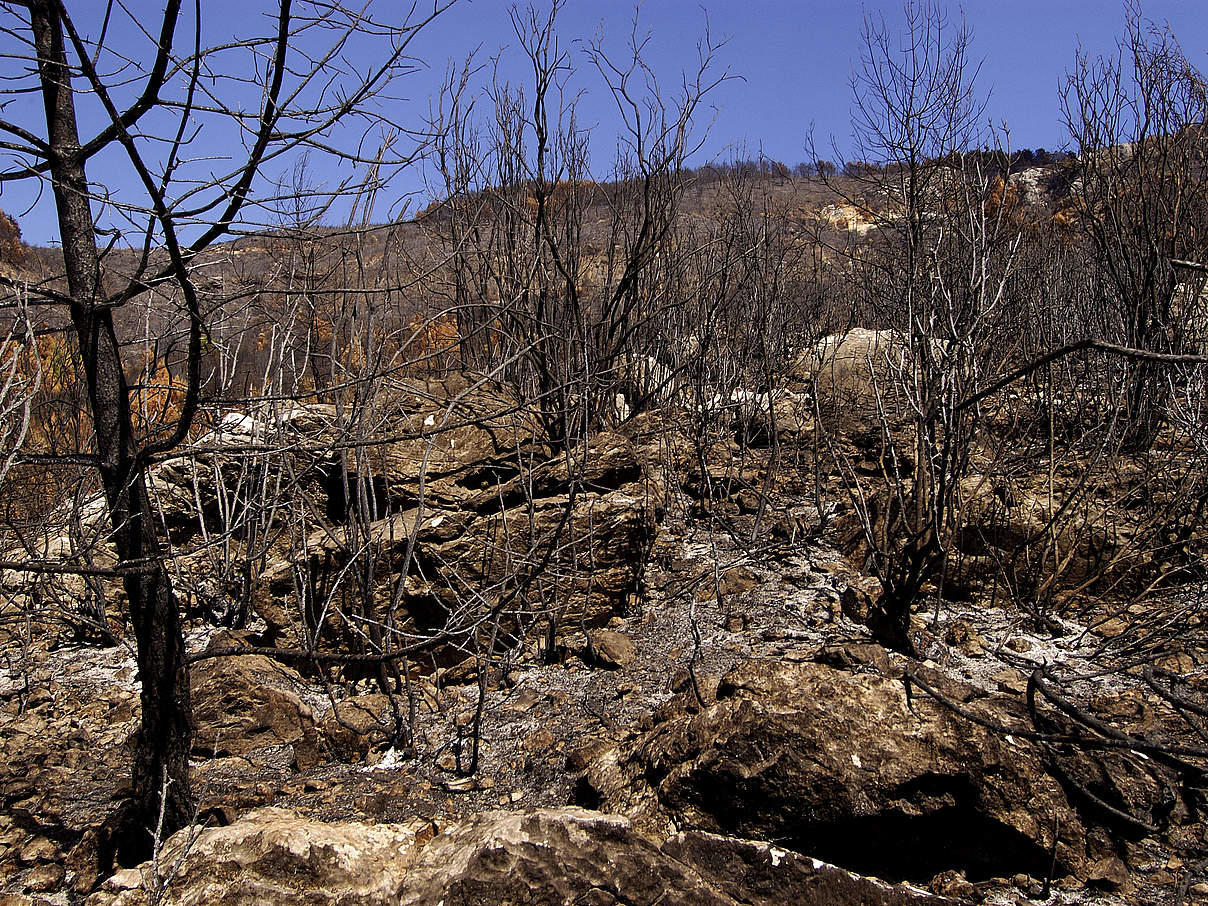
[0,0,452,863]
[1062,1,1208,449]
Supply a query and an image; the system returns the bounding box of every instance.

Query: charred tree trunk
[29,1,193,867]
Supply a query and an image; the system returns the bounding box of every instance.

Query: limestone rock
[398,808,732,906]
[319,693,396,762]
[190,655,315,760]
[84,807,428,906]
[1086,855,1131,892]
[84,807,958,906]
[585,629,636,669]
[584,657,1086,884]
[401,808,955,906]
[257,430,661,659]
[797,329,920,423]
[661,830,959,906]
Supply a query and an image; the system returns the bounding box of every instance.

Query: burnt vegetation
[1,0,1208,901]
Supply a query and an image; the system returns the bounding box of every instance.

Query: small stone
[735,489,762,514]
[522,728,558,755]
[1087,856,1130,891]
[565,737,609,773]
[16,837,57,865]
[584,630,636,669]
[993,669,1028,696]
[717,567,759,596]
[668,669,692,693]
[945,620,985,657]
[105,868,145,891]
[815,641,892,676]
[1096,618,1129,638]
[930,870,974,898]
[503,689,543,713]
[1156,652,1196,674]
[22,862,65,893]
[1011,873,1043,897]
[442,776,476,793]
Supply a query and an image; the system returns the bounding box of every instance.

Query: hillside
[1,146,1207,905]
[3,0,1208,899]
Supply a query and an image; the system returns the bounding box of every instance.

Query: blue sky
[3,1,1207,246]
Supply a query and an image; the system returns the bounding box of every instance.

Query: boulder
[86,807,959,906]
[258,431,661,661]
[661,830,959,906]
[84,807,430,906]
[190,654,316,761]
[400,808,958,906]
[583,657,1087,884]
[398,808,734,906]
[797,329,946,428]
[584,629,637,669]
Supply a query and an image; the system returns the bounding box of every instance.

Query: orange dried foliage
[1050,195,1084,235]
[5,334,81,450]
[405,313,461,372]
[985,175,1022,225]
[130,352,191,439]
[0,210,26,267]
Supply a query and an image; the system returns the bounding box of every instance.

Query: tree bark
[29,0,193,867]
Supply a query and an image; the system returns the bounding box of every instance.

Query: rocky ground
[2,358,1207,904]
[2,505,1204,904]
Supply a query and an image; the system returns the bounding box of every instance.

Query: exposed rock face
[400,808,956,906]
[373,374,549,511]
[23,374,661,666]
[0,655,137,898]
[86,807,957,906]
[252,428,661,658]
[318,693,397,762]
[583,656,1086,884]
[797,329,945,426]
[949,472,1133,599]
[399,808,734,906]
[190,654,317,762]
[84,807,429,906]
[661,830,957,906]
[3,374,661,663]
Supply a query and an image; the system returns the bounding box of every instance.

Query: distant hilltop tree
[0,209,26,266]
